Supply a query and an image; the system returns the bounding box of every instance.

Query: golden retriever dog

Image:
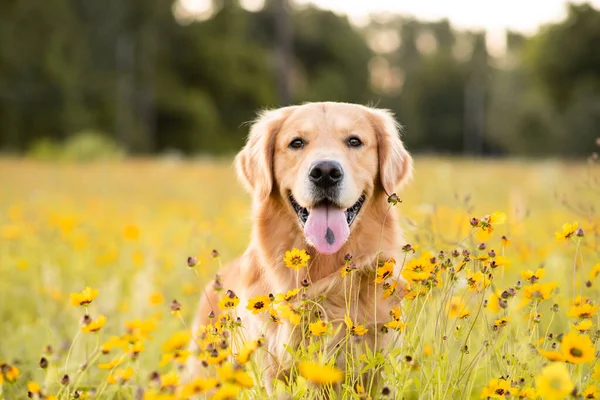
[188,101,413,392]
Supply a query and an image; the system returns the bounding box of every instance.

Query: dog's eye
[346,136,363,148]
[288,138,305,149]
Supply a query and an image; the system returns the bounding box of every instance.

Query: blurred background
[1,0,599,159]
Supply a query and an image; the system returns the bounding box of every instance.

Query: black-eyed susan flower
[273,288,301,303]
[447,296,470,319]
[217,362,254,388]
[344,314,368,336]
[465,269,491,292]
[520,268,546,282]
[211,383,241,400]
[107,367,134,385]
[283,248,310,270]
[555,221,579,241]
[538,348,566,362]
[162,331,191,354]
[309,320,328,336]
[382,280,398,299]
[246,295,271,315]
[298,361,343,385]
[493,316,511,328]
[479,378,512,398]
[236,340,259,365]
[478,212,507,235]
[101,336,127,354]
[277,303,301,326]
[572,319,594,332]
[375,259,395,283]
[179,377,219,397]
[159,371,180,390]
[218,290,240,310]
[560,331,595,364]
[70,286,99,306]
[124,318,156,341]
[535,362,573,400]
[80,314,106,333]
[0,362,19,383]
[402,253,435,283]
[384,319,406,331]
[27,381,41,395]
[584,385,599,399]
[520,282,556,305]
[98,356,125,370]
[340,261,356,278]
[568,303,599,319]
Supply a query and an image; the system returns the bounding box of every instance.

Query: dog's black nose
[309,161,344,188]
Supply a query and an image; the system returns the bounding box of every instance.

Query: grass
[0,156,598,399]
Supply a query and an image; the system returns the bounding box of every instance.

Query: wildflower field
[1,155,599,400]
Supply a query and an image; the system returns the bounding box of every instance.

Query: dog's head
[235,102,413,255]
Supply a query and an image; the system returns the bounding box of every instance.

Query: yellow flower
[107,367,134,384]
[384,319,406,331]
[402,253,435,283]
[277,303,301,325]
[487,255,511,269]
[493,316,511,328]
[159,371,179,389]
[555,221,578,241]
[179,377,219,397]
[70,286,99,306]
[344,314,368,336]
[236,340,259,365]
[590,263,600,280]
[283,248,310,270]
[479,212,507,235]
[520,268,546,282]
[246,295,271,315]
[211,383,241,400]
[375,259,395,283]
[0,363,19,383]
[535,363,573,400]
[218,291,240,310]
[517,387,536,399]
[561,331,595,364]
[309,320,329,336]
[101,336,128,354]
[568,303,599,319]
[125,318,156,340]
[538,349,566,362]
[389,305,402,320]
[217,362,254,388]
[298,361,343,385]
[584,385,599,399]
[487,291,502,313]
[273,288,301,303]
[81,315,107,333]
[521,282,556,303]
[424,344,433,356]
[148,291,164,306]
[480,378,512,398]
[123,224,140,240]
[162,331,191,353]
[98,356,125,370]
[465,269,491,292]
[500,236,511,246]
[27,381,41,394]
[382,280,398,299]
[447,296,470,319]
[572,295,590,306]
[573,319,594,333]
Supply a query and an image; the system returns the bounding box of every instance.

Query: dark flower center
[254,301,264,310]
[570,348,583,357]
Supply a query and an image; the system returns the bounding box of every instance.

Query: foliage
[0,1,599,156]
[0,151,599,398]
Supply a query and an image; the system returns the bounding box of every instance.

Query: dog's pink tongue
[304,204,349,255]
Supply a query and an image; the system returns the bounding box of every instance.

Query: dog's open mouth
[288,193,366,254]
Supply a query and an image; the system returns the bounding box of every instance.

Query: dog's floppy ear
[367,107,413,195]
[235,107,295,200]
